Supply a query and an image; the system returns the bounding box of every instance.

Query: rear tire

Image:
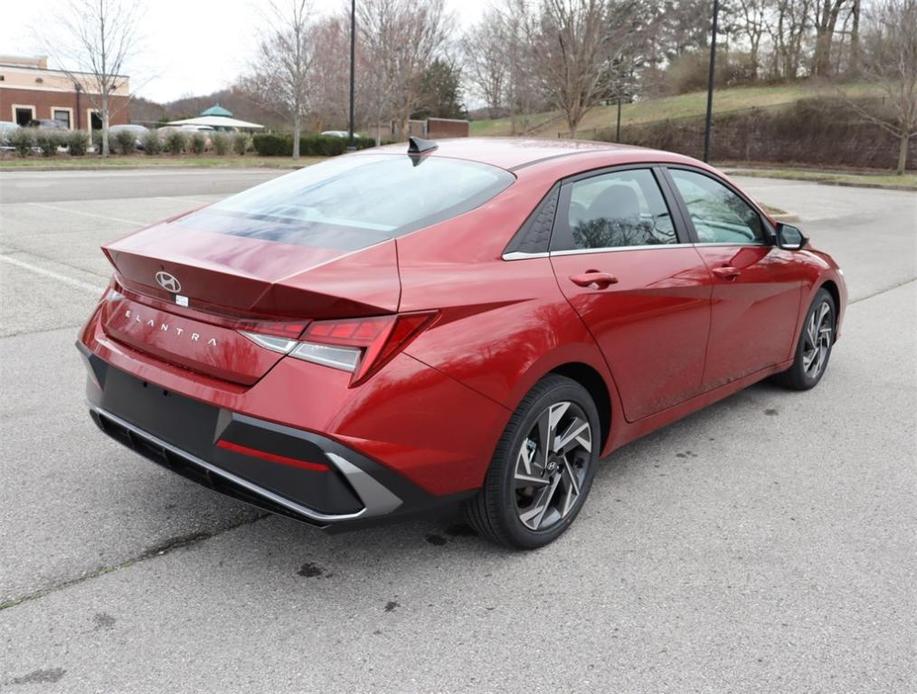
[465,375,600,549]
[774,288,836,391]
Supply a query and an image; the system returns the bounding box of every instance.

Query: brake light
[240,311,436,385]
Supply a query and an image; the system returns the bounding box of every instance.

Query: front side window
[551,168,677,252]
[176,154,514,251]
[669,169,765,244]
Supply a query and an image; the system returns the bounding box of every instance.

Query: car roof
[364,137,699,174]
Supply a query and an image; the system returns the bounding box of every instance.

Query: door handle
[711,265,741,280]
[569,270,618,289]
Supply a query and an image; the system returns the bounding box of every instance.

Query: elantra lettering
[123,309,217,347]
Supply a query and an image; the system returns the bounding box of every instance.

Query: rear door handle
[711,265,741,280]
[569,270,618,289]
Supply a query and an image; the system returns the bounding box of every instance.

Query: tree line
[245,0,913,170]
[42,0,916,171]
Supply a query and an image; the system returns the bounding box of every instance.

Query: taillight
[241,311,436,385]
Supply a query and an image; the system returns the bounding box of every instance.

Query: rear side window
[551,168,677,252]
[176,154,514,250]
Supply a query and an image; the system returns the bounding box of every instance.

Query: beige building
[0,55,130,130]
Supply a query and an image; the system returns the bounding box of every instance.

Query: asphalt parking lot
[0,167,915,692]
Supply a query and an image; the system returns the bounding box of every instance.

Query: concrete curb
[724,169,917,192]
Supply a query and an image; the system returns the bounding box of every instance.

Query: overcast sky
[1,0,489,103]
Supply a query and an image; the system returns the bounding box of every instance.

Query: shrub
[212,132,229,155]
[189,132,206,154]
[10,128,34,157]
[142,130,162,155]
[252,132,292,156]
[90,129,122,155]
[232,132,250,155]
[164,130,186,155]
[114,129,136,155]
[67,130,90,156]
[35,131,59,157]
[252,132,376,156]
[662,50,735,95]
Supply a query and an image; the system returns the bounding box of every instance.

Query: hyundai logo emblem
[155,271,182,293]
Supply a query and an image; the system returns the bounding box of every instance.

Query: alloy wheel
[513,401,592,531]
[802,300,833,379]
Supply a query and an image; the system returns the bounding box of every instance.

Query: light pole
[347,0,356,151]
[703,0,720,163]
[616,95,622,142]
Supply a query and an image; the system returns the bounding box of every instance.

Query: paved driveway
[1,169,914,692]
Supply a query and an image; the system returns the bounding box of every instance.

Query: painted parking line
[154,195,218,205]
[0,254,105,295]
[27,202,146,227]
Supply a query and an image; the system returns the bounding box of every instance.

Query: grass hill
[469,82,882,139]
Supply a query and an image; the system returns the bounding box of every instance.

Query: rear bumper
[82,348,460,528]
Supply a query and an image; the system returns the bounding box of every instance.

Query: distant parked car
[27,119,67,130]
[109,124,150,149]
[321,130,360,138]
[0,121,20,149]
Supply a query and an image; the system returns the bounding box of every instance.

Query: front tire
[465,375,600,549]
[774,288,836,391]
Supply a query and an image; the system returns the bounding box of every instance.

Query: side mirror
[776,222,807,251]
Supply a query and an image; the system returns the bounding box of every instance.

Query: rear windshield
[176,154,514,250]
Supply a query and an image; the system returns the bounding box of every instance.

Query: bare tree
[250,0,314,159]
[358,0,450,141]
[766,0,813,80]
[498,0,542,134]
[848,0,861,73]
[845,0,917,174]
[735,0,769,77]
[536,0,607,137]
[537,0,640,138]
[811,0,853,76]
[308,16,352,131]
[604,0,659,99]
[462,9,509,118]
[45,0,142,156]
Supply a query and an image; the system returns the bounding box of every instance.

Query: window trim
[11,104,35,126]
[51,106,73,130]
[661,165,775,246]
[551,243,695,257]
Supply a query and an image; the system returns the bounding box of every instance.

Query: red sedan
[78,138,846,548]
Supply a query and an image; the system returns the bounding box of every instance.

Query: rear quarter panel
[395,168,623,456]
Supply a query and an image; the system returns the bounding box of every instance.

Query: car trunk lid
[100,222,401,385]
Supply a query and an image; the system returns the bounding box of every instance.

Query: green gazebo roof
[200,104,233,118]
